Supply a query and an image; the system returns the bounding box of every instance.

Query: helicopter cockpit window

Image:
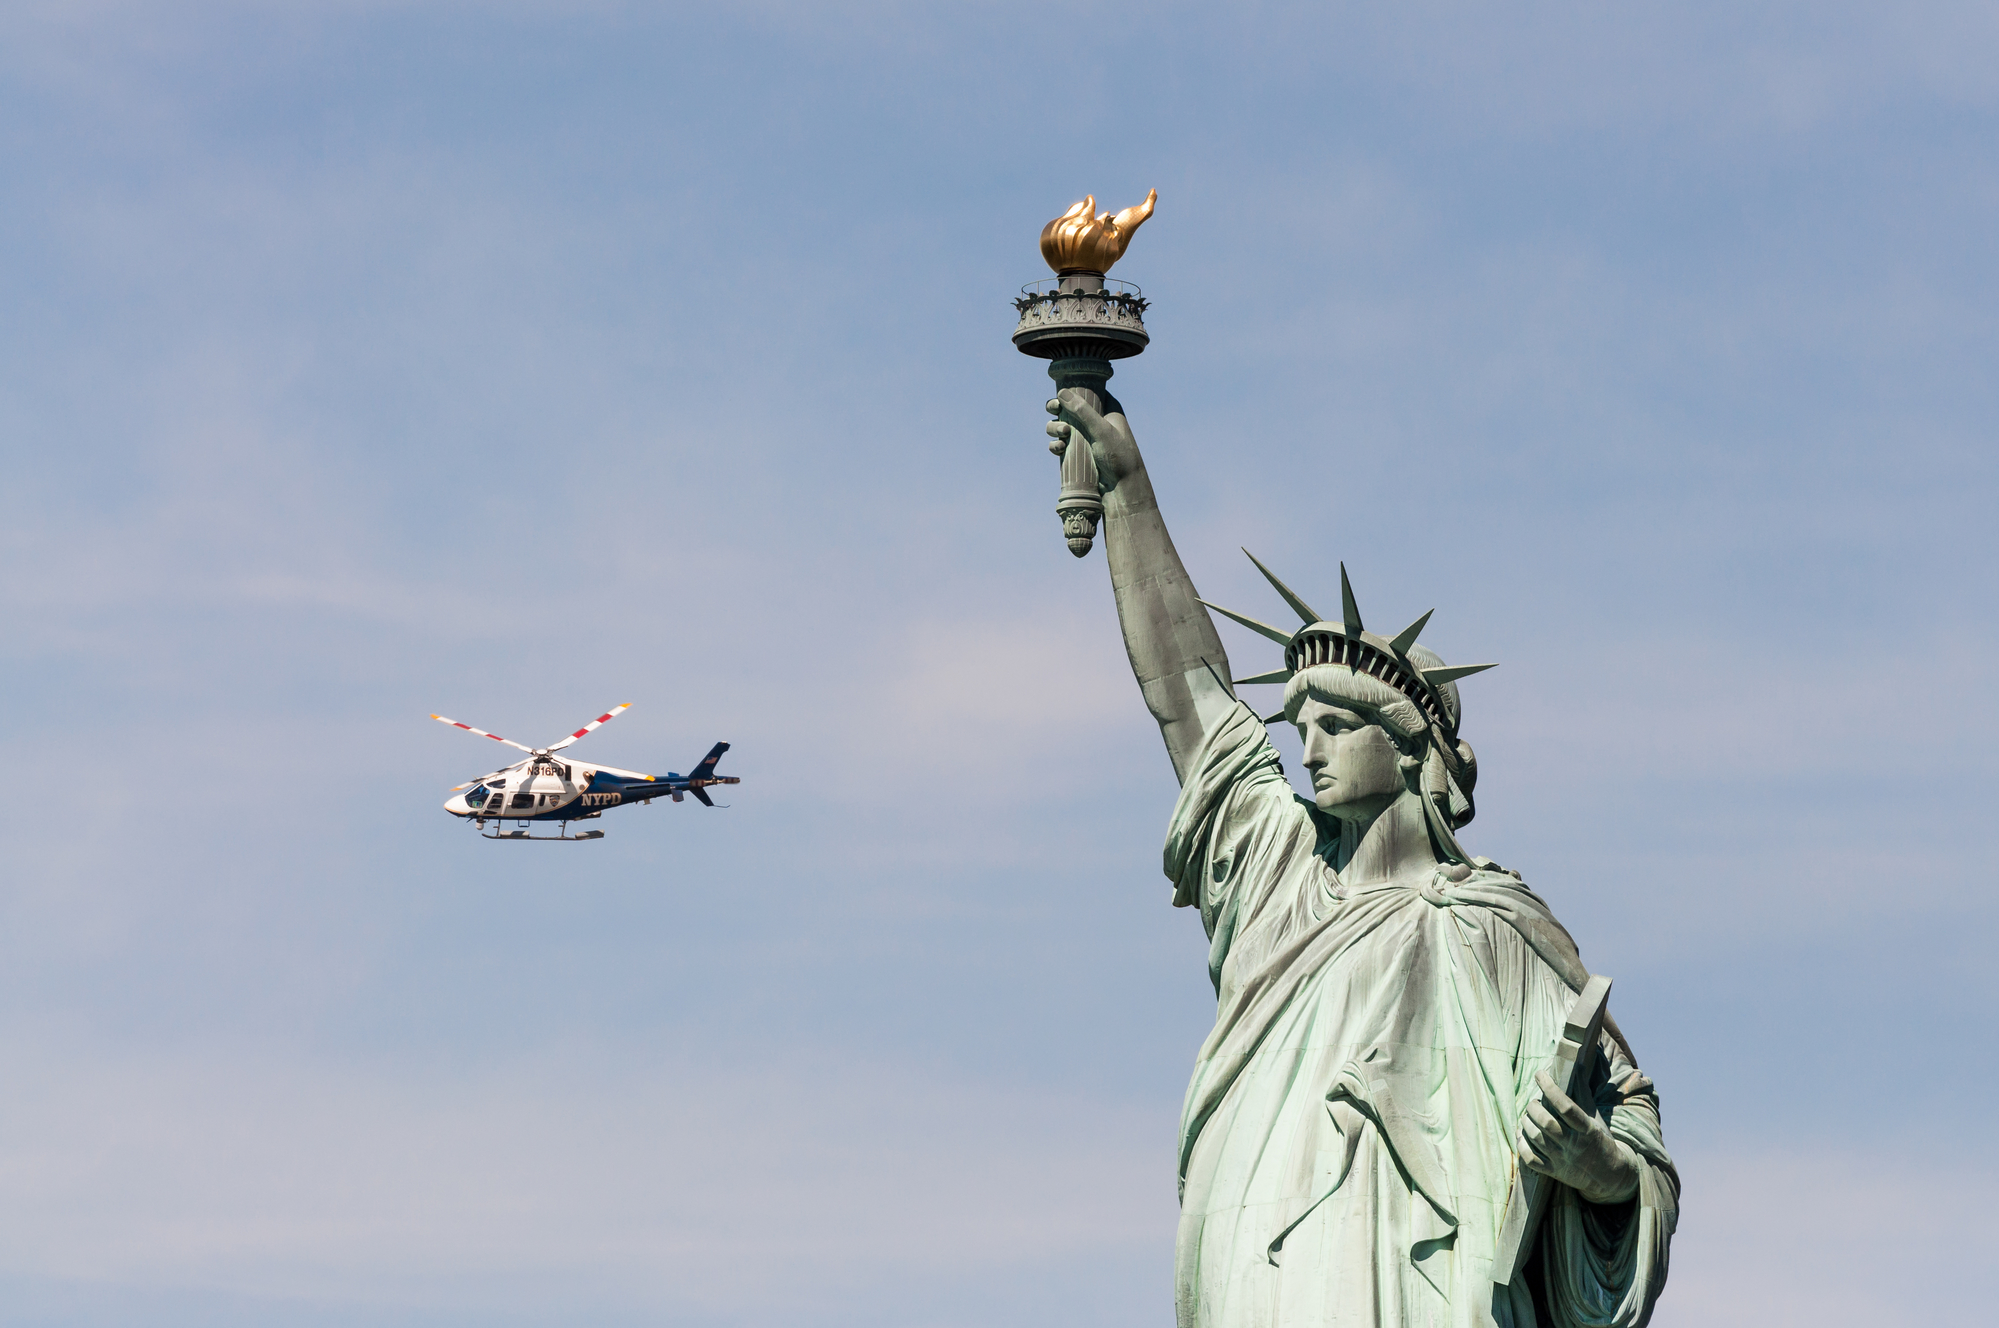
[465,786,490,808]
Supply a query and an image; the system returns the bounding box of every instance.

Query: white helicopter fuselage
[443,757,663,821]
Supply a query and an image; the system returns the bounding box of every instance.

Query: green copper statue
[1019,197,1679,1328]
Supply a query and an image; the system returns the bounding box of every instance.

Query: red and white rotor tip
[548,703,633,752]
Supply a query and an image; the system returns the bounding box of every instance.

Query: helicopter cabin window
[509,793,534,809]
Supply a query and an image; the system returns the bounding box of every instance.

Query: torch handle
[1047,364,1114,558]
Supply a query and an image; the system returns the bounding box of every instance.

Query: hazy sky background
[1,2,1994,1324]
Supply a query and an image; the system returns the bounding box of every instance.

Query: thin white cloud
[1664,1145,1998,1326]
[0,1031,1171,1315]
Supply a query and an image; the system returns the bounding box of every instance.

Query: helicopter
[432,704,739,840]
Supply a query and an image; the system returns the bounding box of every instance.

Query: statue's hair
[1280,643,1458,743]
[1281,666,1429,743]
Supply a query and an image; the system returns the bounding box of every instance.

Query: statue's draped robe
[1164,703,1678,1328]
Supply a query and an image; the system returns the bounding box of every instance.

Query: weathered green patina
[1042,381,1679,1328]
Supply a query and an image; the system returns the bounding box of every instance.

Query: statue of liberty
[1025,197,1679,1328]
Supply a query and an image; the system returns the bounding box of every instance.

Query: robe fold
[1163,702,1678,1328]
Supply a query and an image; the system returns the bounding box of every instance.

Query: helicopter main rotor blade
[546,703,633,752]
[432,713,536,753]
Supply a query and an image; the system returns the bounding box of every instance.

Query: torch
[1012,191,1156,556]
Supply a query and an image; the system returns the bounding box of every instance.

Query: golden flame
[1039,189,1157,274]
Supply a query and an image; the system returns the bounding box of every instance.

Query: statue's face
[1296,698,1406,822]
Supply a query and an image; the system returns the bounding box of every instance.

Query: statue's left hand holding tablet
[1516,1069,1643,1206]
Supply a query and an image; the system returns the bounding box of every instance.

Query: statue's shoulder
[1166,709,1312,888]
[1435,857,1595,984]
[1434,856,1570,930]
[1469,855,1524,883]
[1435,856,1526,886]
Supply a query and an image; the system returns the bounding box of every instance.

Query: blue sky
[1,2,1994,1324]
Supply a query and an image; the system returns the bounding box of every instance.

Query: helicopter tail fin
[689,786,716,807]
[688,742,729,781]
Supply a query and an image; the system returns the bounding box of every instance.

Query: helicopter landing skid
[476,821,605,842]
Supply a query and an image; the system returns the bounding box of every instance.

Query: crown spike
[1197,598,1295,647]
[1388,609,1434,657]
[1421,663,1497,686]
[1241,548,1322,626]
[1232,668,1295,686]
[1261,709,1288,725]
[1340,563,1364,637]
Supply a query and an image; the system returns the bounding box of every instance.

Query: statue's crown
[1199,550,1497,736]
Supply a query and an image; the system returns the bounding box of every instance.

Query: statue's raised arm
[1014,189,1235,781]
[1046,389,1236,781]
